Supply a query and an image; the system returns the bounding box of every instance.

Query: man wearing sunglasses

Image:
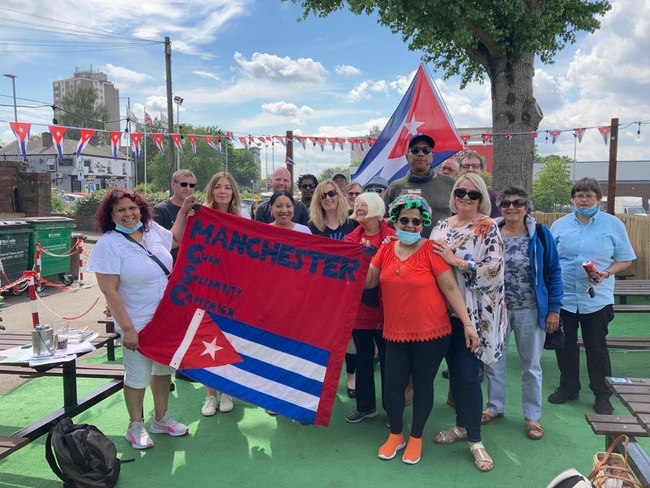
[154,169,197,263]
[458,151,500,218]
[297,174,318,208]
[363,175,388,197]
[383,133,454,238]
[254,167,310,225]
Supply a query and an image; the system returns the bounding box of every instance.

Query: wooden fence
[532,213,650,280]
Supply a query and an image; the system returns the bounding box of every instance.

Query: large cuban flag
[139,209,370,426]
[353,63,463,186]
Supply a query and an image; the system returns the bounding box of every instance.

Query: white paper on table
[28,354,76,367]
[0,345,31,358]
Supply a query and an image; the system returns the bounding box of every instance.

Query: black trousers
[384,335,450,438]
[555,305,614,399]
[352,328,386,413]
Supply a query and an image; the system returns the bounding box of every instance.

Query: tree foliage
[136,123,260,192]
[287,0,611,192]
[532,154,573,211]
[57,86,110,142]
[319,166,350,181]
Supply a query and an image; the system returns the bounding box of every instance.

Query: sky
[1,0,649,180]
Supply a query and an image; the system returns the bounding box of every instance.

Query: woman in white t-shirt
[269,190,312,234]
[86,188,195,450]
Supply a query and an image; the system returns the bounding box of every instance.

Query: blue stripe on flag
[209,312,329,367]
[235,354,323,397]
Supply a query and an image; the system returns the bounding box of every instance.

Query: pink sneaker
[150,411,189,437]
[125,420,153,449]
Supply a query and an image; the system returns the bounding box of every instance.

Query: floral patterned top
[430,216,507,365]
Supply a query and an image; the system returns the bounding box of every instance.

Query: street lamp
[3,74,19,161]
[173,96,184,171]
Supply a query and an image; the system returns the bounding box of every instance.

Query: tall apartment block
[52,68,120,132]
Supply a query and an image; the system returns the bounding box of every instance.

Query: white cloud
[261,101,314,118]
[335,65,361,76]
[234,52,328,83]
[104,64,152,86]
[194,71,221,82]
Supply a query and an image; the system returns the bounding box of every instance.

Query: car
[61,193,84,204]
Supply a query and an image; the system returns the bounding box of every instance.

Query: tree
[532,154,573,211]
[57,86,110,143]
[288,0,610,192]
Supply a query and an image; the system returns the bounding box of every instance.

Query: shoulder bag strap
[117,231,171,278]
[536,223,549,285]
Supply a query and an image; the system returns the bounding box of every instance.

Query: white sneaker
[219,393,234,413]
[150,411,189,437]
[125,420,153,449]
[201,395,218,416]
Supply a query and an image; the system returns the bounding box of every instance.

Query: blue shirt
[550,211,636,314]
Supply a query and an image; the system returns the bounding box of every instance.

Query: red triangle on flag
[177,310,243,370]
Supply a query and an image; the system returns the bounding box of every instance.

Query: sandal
[481,410,504,424]
[469,442,493,472]
[525,422,544,440]
[434,426,467,444]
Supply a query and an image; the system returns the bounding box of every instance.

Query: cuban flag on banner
[139,210,369,426]
[203,135,219,153]
[48,125,67,161]
[574,128,586,143]
[286,156,295,166]
[327,137,337,150]
[109,131,122,160]
[151,133,165,156]
[239,136,249,149]
[130,132,143,162]
[216,136,222,155]
[170,134,183,154]
[296,136,307,150]
[337,138,346,150]
[352,64,463,186]
[274,135,286,146]
[76,129,96,157]
[550,130,562,144]
[9,122,31,160]
[187,134,197,155]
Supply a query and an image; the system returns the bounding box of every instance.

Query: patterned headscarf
[388,194,432,227]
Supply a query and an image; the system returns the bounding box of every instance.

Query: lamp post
[3,74,19,161]
[173,96,183,171]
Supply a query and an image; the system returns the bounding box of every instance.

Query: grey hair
[498,186,534,214]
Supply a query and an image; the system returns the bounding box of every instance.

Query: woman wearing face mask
[429,173,506,472]
[364,194,477,466]
[548,177,635,416]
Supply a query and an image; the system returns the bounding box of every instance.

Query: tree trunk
[489,52,542,193]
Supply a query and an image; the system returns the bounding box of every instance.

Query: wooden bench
[614,304,650,313]
[0,362,124,379]
[0,436,29,461]
[585,414,650,487]
[577,337,650,350]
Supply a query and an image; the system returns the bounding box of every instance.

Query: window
[46,158,56,172]
[59,158,73,167]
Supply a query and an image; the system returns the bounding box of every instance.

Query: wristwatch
[457,260,467,271]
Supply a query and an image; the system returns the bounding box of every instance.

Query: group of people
[85,132,635,474]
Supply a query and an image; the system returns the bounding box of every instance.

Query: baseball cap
[332,172,347,180]
[408,133,435,149]
[363,176,388,191]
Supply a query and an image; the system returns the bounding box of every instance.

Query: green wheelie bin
[25,217,77,288]
[0,220,31,295]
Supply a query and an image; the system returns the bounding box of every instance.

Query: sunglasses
[398,217,423,227]
[178,182,196,188]
[500,199,526,209]
[454,188,482,200]
[365,187,384,193]
[409,146,432,155]
[321,190,338,199]
[111,190,136,199]
[347,192,362,197]
[300,183,317,190]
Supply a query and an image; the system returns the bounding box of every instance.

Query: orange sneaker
[402,437,422,464]
[378,433,406,460]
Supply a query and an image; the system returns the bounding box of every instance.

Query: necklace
[395,242,416,275]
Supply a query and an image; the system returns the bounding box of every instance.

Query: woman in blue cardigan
[482,186,563,440]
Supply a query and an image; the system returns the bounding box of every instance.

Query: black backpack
[45,417,132,488]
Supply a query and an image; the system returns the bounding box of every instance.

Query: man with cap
[363,175,388,198]
[332,172,348,192]
[383,133,455,238]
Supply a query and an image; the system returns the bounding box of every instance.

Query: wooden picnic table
[614,279,650,305]
[0,331,123,449]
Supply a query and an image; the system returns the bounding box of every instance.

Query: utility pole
[286,130,294,184]
[606,118,619,215]
[165,36,176,195]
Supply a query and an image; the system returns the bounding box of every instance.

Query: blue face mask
[115,221,143,234]
[573,205,598,217]
[396,229,421,245]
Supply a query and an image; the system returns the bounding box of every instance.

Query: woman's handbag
[544,321,565,350]
[587,435,641,488]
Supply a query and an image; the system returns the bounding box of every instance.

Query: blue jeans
[484,306,545,421]
[447,317,483,443]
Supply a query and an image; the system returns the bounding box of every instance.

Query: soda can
[583,261,600,282]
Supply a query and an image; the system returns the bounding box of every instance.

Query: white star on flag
[403,114,425,137]
[201,337,223,360]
